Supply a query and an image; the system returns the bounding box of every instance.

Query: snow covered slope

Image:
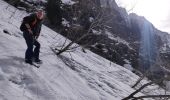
[0,0,166,100]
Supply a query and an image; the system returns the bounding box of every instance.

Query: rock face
[62,0,170,75]
[7,0,170,75]
[128,13,170,77]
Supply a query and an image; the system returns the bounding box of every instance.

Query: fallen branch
[122,82,154,100]
[133,95,170,100]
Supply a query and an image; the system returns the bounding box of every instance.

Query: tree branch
[134,95,170,99]
[122,82,154,100]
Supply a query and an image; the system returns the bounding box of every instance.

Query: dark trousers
[23,31,40,60]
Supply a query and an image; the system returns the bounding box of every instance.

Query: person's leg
[23,32,34,63]
[33,40,41,61]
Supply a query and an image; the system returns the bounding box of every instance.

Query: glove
[34,36,39,40]
[28,29,33,36]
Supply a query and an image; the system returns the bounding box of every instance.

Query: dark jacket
[20,14,43,37]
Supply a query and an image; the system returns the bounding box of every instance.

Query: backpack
[20,16,27,32]
[20,22,25,32]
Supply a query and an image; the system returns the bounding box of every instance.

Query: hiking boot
[34,58,42,64]
[25,59,33,65]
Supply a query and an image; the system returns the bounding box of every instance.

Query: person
[20,10,44,64]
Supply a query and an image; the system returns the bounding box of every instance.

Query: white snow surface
[0,0,167,100]
[62,0,76,5]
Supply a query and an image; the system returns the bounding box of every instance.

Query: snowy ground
[0,0,167,100]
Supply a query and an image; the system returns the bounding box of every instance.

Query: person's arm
[25,23,33,35]
[35,21,42,39]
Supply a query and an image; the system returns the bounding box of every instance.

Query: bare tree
[53,1,114,55]
[125,54,170,100]
[123,82,154,100]
[123,80,170,100]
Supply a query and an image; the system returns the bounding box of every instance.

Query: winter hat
[36,10,44,20]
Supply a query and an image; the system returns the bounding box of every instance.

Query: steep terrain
[0,0,167,100]
[4,0,170,76]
